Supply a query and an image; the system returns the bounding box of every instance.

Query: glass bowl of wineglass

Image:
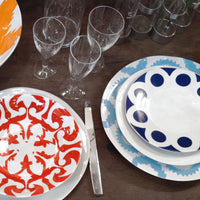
[87,5,125,72]
[60,35,101,100]
[44,0,85,48]
[33,17,66,79]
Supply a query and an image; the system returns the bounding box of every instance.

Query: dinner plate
[0,0,22,66]
[101,55,200,181]
[125,66,200,153]
[0,87,89,199]
[116,65,200,165]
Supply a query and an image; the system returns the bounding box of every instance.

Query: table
[1,0,200,199]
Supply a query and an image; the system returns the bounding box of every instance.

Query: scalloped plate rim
[125,66,200,153]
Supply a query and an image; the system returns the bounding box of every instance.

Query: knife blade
[84,101,103,196]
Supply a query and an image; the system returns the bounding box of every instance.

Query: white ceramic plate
[0,87,89,199]
[116,65,200,165]
[0,0,22,66]
[101,55,200,181]
[125,66,200,153]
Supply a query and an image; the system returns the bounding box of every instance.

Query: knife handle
[89,135,103,196]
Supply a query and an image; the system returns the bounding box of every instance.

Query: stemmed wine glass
[44,0,85,48]
[60,35,101,100]
[87,5,125,72]
[33,17,66,79]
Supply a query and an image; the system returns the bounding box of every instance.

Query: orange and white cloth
[0,0,22,65]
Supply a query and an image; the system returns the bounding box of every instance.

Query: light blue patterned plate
[115,66,200,166]
[101,56,200,181]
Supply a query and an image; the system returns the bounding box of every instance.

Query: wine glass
[44,0,85,48]
[87,5,125,72]
[33,17,66,79]
[60,35,101,100]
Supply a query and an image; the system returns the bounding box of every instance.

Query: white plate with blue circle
[101,55,200,181]
[116,66,200,166]
[125,66,200,153]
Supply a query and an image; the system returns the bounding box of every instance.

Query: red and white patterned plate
[0,87,84,198]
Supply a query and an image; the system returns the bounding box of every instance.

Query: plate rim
[0,87,90,199]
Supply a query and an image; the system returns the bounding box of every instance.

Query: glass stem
[69,78,78,92]
[42,57,48,69]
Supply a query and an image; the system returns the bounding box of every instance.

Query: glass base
[60,84,86,100]
[33,60,56,79]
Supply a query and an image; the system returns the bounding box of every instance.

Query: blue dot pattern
[134,88,147,98]
[133,110,148,123]
[150,74,164,87]
[151,131,166,143]
[178,137,192,148]
[176,74,191,86]
[127,67,200,152]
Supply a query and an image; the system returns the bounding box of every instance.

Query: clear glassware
[114,0,140,38]
[87,5,124,72]
[131,0,163,40]
[60,35,101,100]
[44,0,85,48]
[33,17,66,79]
[151,0,187,44]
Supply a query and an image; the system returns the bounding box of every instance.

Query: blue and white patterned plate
[101,56,200,181]
[125,66,200,153]
[115,66,200,166]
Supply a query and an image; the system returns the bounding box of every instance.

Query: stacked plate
[0,0,22,66]
[0,87,89,199]
[101,55,200,181]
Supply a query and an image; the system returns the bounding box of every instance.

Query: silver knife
[84,101,103,196]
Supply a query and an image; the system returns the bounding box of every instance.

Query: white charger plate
[101,55,200,181]
[0,0,22,66]
[125,66,200,153]
[116,66,200,165]
[0,87,89,199]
